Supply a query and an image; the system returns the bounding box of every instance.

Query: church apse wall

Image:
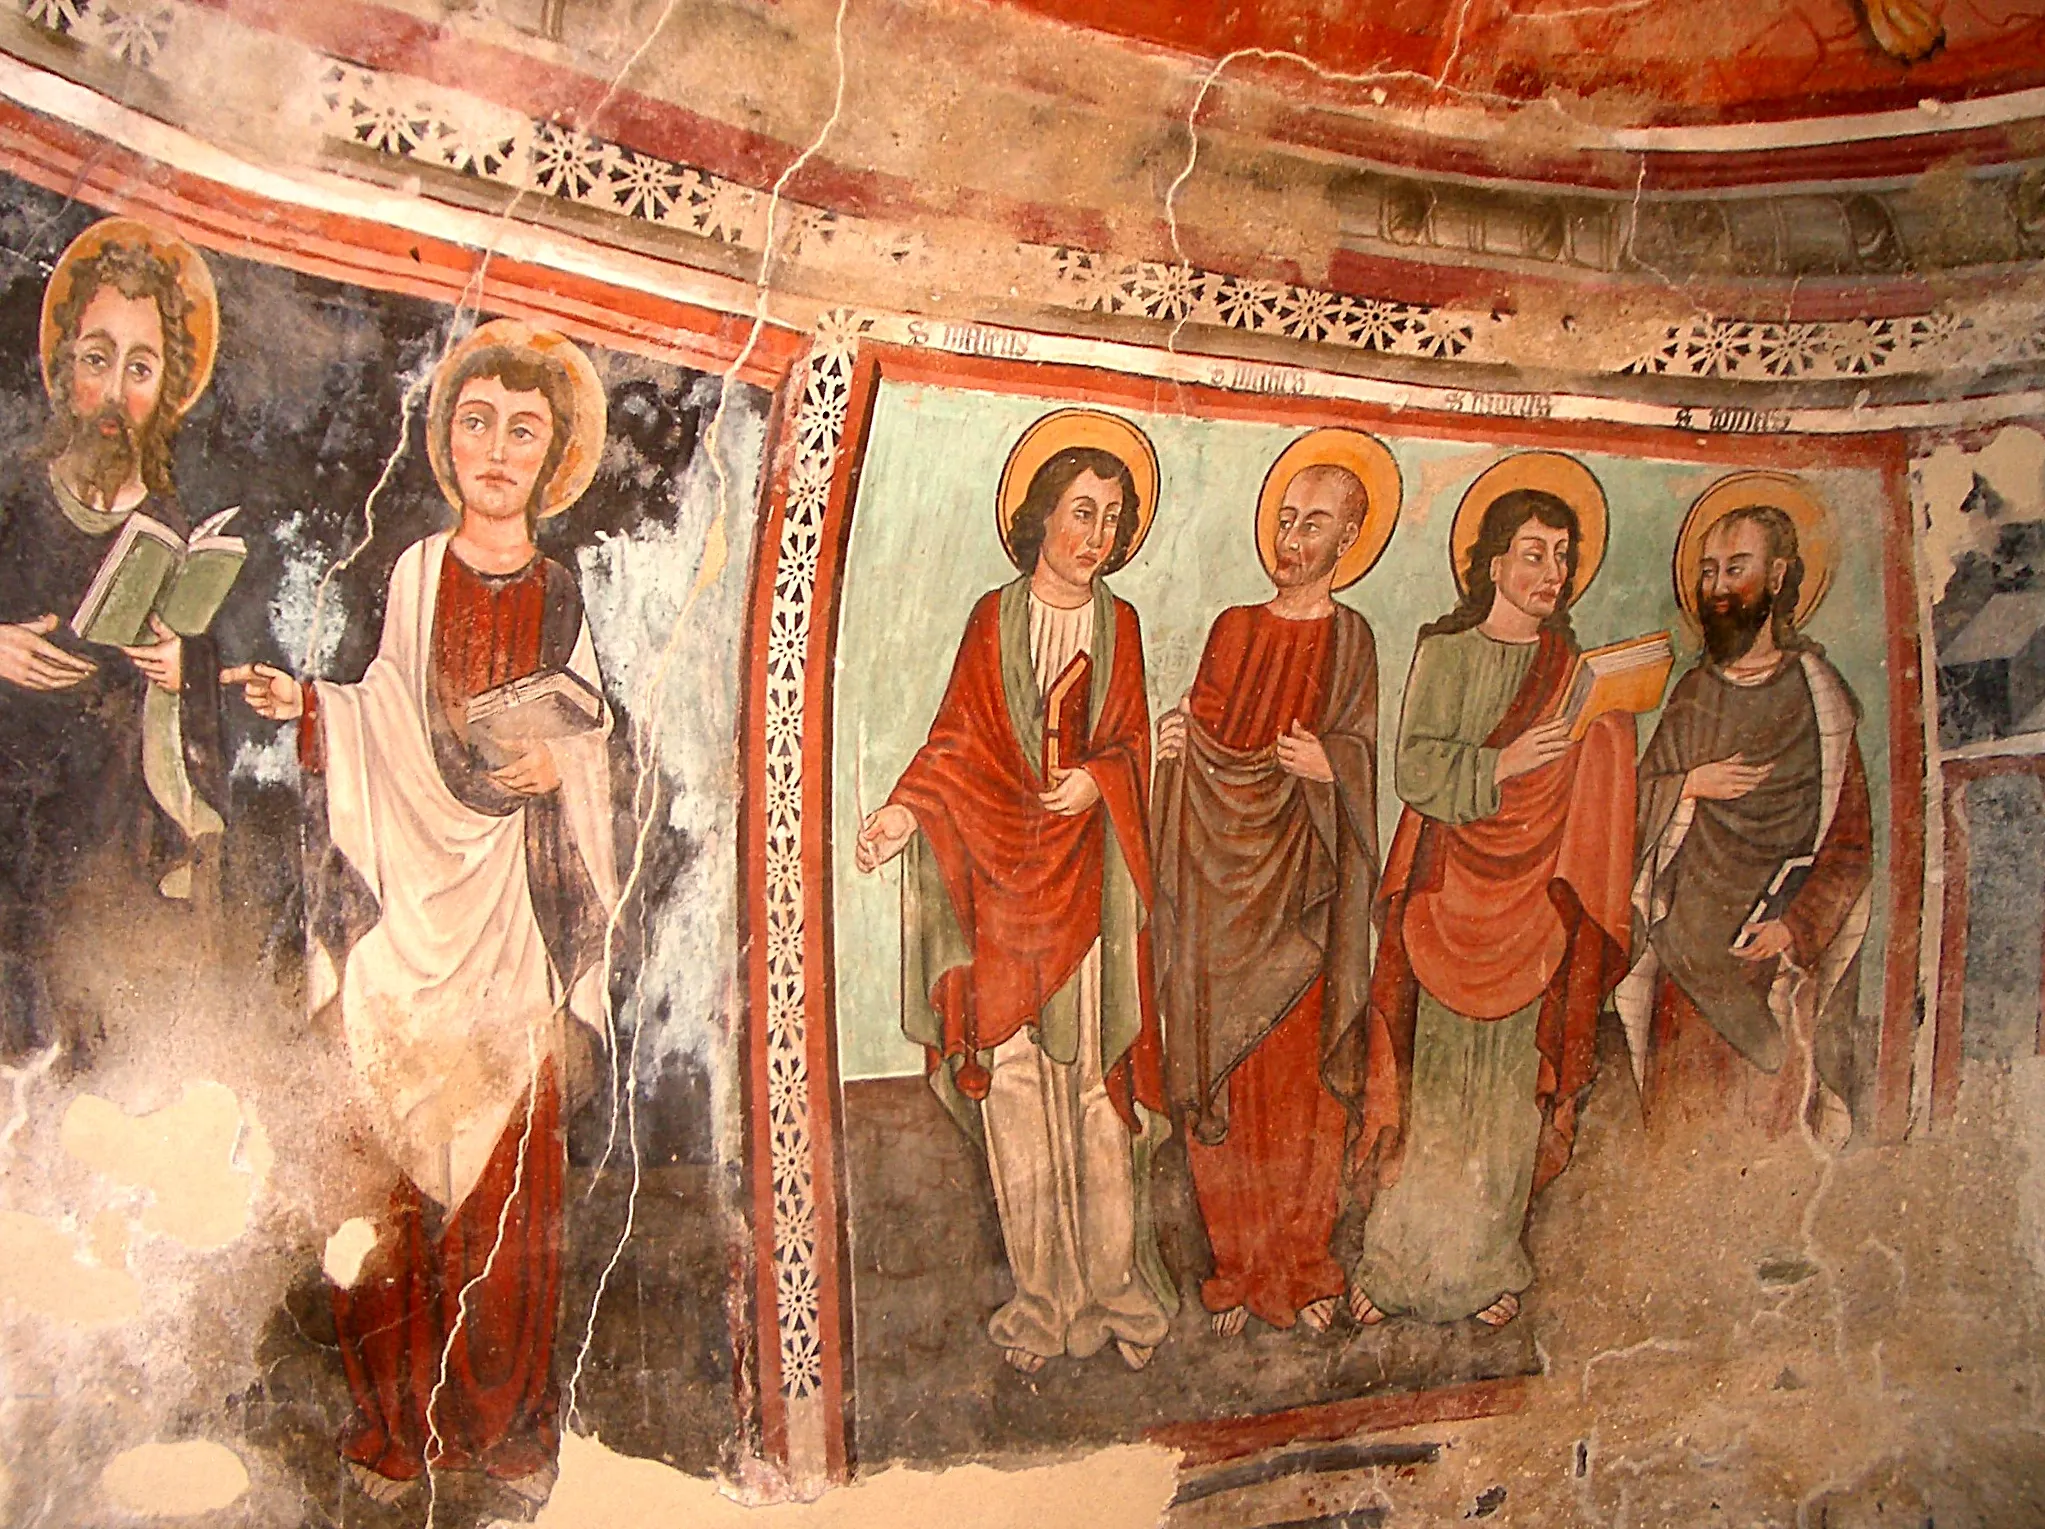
[5,36,2045,1524]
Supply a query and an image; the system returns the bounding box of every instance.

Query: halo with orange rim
[1672,470,1835,635]
[994,408,1159,572]
[1254,428,1402,591]
[41,217,220,418]
[426,318,608,520]
[1449,451,1609,606]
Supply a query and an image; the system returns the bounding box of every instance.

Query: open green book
[70,505,245,647]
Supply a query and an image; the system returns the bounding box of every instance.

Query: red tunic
[323,550,565,1484]
[889,587,1164,1125]
[1182,605,1349,1325]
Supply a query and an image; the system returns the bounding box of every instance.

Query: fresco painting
[828,368,1900,1460]
[0,183,769,1523]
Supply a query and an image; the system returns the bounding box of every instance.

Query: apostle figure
[854,408,1176,1376]
[1615,476,1871,1143]
[225,320,617,1506]
[1350,455,1635,1331]
[1151,429,1392,1339]
[0,218,228,1057]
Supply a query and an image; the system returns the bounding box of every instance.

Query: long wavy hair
[1008,446,1140,576]
[41,242,199,499]
[1705,504,1816,655]
[1420,487,1580,641]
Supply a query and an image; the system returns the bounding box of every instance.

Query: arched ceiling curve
[0,0,2039,418]
[984,0,2045,127]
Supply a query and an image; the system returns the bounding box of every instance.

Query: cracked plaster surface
[3,3,2045,1526]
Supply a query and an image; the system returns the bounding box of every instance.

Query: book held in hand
[70,505,245,648]
[1733,854,1815,953]
[1042,651,1092,778]
[464,668,606,769]
[1556,630,1675,740]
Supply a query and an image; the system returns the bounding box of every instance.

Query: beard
[1701,583,1773,664]
[49,402,158,509]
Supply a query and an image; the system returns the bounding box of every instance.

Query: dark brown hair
[1008,446,1141,576]
[43,241,199,497]
[1705,503,1813,654]
[429,343,578,527]
[1421,487,1580,641]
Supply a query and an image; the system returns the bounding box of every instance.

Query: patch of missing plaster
[60,1082,271,1250]
[1916,425,2045,603]
[0,1209,141,1325]
[527,1433,1179,1528]
[100,1440,250,1518]
[323,1216,379,1290]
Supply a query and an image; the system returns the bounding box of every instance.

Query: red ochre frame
[739,339,1928,1478]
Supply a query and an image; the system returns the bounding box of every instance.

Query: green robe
[1355,627,1547,1322]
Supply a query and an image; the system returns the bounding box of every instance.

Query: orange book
[1043,652,1092,776]
[1557,630,1674,740]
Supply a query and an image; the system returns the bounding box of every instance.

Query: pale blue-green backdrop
[830,380,1894,1081]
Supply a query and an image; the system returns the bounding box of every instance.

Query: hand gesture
[1684,753,1773,802]
[120,614,183,694]
[1275,720,1334,783]
[1039,765,1101,816]
[491,743,560,796]
[1156,707,1189,763]
[221,662,304,720]
[855,803,916,873]
[0,614,94,692]
[1495,716,1574,784]
[1733,919,1794,963]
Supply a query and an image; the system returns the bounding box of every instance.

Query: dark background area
[0,176,760,1516]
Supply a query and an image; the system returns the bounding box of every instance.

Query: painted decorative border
[741,328,1929,1480]
[17,0,2030,392]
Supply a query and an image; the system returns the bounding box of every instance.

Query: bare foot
[1210,1305,1249,1338]
[1348,1287,1388,1326]
[1115,1339,1155,1371]
[1298,1297,1337,1334]
[1474,1292,1521,1329]
[345,1461,417,1505]
[1003,1346,1046,1375]
[502,1461,559,1505]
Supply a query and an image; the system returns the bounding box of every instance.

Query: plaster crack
[565,0,854,1447]
[1579,1334,1693,1402]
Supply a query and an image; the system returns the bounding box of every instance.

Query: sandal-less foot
[1003,1346,1047,1375]
[346,1461,418,1505]
[1474,1291,1521,1329]
[1210,1305,1249,1338]
[1348,1287,1389,1326]
[1298,1297,1337,1334]
[1115,1339,1155,1371]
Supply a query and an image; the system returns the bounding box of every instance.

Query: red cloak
[1358,629,1636,1205]
[889,584,1165,1126]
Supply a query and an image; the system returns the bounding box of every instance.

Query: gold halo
[41,218,220,417]
[994,408,1160,572]
[427,319,607,520]
[1255,428,1402,591]
[1450,451,1609,606]
[1673,470,1835,634]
